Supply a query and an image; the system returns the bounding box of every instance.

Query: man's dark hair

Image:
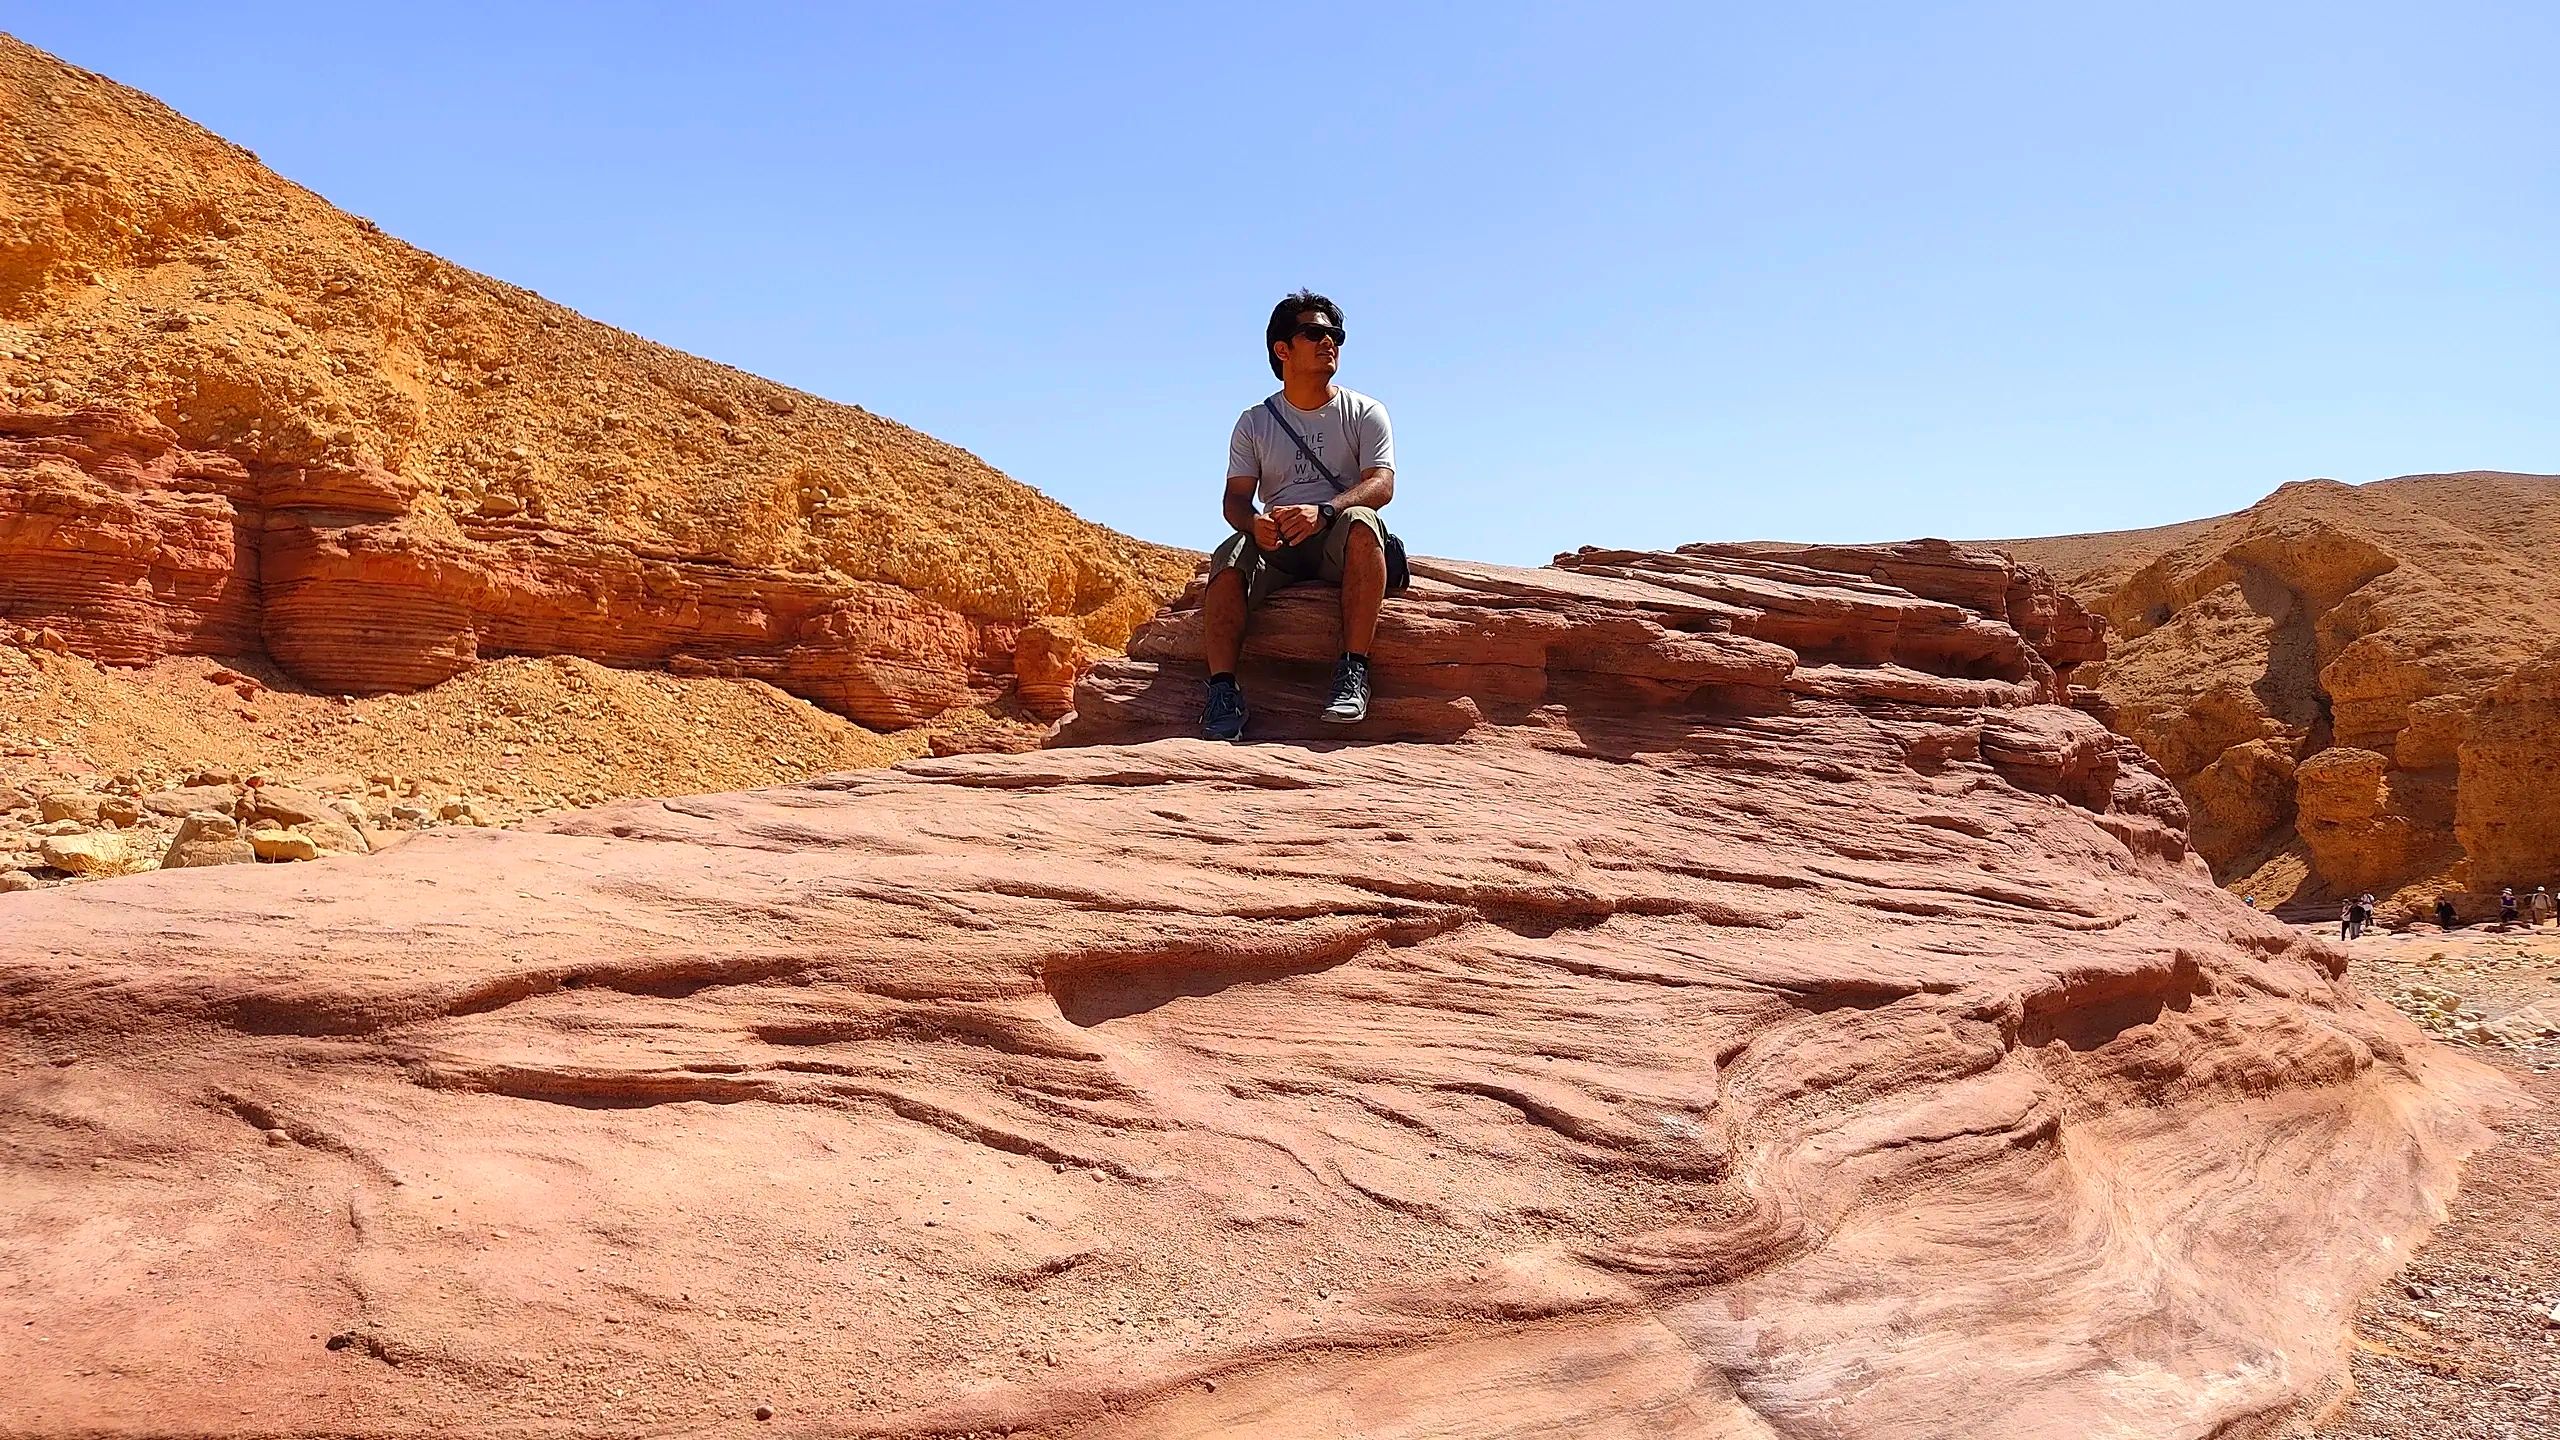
[1266,290,1344,379]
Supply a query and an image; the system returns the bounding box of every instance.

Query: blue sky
[12,3,2557,563]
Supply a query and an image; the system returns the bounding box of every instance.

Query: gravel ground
[2315,924,2560,1438]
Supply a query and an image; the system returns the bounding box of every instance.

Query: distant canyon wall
[2005,472,2560,912]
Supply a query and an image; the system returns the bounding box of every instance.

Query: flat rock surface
[0,545,2509,1438]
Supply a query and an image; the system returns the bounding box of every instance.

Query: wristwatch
[1316,502,1338,527]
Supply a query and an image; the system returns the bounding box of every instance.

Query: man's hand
[1272,504,1326,545]
[1250,510,1282,549]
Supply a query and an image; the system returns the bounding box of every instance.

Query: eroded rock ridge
[0,537,2500,1438]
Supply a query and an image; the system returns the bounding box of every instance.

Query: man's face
[1279,310,1342,379]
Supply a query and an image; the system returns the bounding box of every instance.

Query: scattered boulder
[95,796,142,828]
[301,815,370,855]
[245,785,336,829]
[0,870,36,893]
[161,814,256,869]
[38,832,139,877]
[247,828,320,862]
[205,666,264,700]
[144,784,241,818]
[37,792,102,825]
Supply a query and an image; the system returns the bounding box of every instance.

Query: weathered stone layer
[0,407,1084,726]
[0,538,2502,1437]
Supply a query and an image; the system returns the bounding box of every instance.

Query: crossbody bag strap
[1262,396,1349,495]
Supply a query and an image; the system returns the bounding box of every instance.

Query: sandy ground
[0,641,1046,840]
[2319,922,2560,1437]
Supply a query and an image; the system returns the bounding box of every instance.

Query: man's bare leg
[1204,567,1249,674]
[1339,526,1386,656]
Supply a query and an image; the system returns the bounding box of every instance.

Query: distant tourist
[2534,885,2554,925]
[2339,896,2360,941]
[1199,290,1406,740]
[2436,896,2459,930]
[2242,894,2257,909]
[2500,887,2519,925]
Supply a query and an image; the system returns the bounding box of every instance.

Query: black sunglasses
[1291,322,1345,345]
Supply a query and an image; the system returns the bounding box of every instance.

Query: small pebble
[753,1404,774,1421]
[265,1128,291,1146]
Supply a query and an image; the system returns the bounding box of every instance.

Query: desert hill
[2001,471,2560,915]
[0,34,1190,733]
[0,538,2502,1436]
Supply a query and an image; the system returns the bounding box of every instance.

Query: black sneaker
[1321,655,1371,724]
[1201,676,1247,741]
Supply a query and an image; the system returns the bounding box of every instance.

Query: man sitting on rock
[1199,290,1396,740]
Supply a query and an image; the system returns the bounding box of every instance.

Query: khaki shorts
[1208,506,1389,608]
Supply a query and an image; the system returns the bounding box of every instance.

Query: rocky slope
[0,641,972,894]
[2320,925,2560,1440]
[0,35,1189,734]
[2002,472,2560,917]
[0,539,2504,1437]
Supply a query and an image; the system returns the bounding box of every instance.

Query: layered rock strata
[0,542,2499,1438]
[0,406,1083,726]
[0,38,1188,726]
[2003,472,2560,913]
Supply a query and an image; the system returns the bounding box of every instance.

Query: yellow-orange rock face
[2456,654,2560,884]
[2004,472,2560,913]
[0,539,2502,1437]
[0,38,1189,728]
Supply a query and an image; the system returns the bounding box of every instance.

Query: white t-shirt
[1226,388,1395,511]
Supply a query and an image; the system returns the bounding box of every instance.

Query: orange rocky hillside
[2002,471,2560,916]
[0,35,1190,740]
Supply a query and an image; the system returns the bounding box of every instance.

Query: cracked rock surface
[0,543,2509,1437]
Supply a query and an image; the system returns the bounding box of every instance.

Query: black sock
[1345,652,1368,667]
[1210,671,1235,686]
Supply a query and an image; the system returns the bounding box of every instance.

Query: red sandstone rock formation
[0,39,1187,728]
[2002,472,2560,914]
[0,542,2500,1437]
